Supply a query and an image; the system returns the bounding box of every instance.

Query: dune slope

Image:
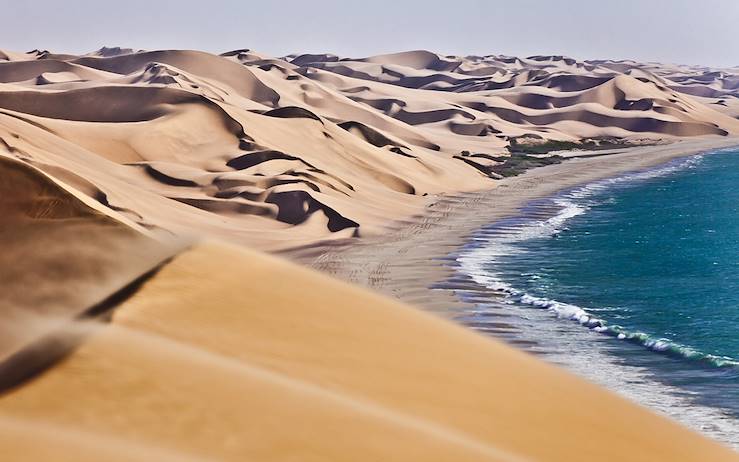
[0,155,177,386]
[0,242,735,461]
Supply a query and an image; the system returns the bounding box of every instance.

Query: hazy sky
[4,0,738,67]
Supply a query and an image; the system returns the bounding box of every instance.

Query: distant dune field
[0,47,737,248]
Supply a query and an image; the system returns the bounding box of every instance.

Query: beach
[294,136,739,310]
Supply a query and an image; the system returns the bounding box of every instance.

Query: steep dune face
[0,155,177,388]
[0,48,737,248]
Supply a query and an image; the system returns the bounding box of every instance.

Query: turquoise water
[455,147,739,444]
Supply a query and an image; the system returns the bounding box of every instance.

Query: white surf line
[457,152,710,329]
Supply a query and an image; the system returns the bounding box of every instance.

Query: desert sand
[1,47,738,249]
[1,46,739,460]
[0,240,736,461]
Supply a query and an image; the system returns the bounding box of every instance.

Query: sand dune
[0,47,737,247]
[0,241,736,461]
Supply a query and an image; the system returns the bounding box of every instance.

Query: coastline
[291,136,739,311]
[3,135,738,459]
[288,135,739,447]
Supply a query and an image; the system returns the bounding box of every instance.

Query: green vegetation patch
[454,151,564,179]
[489,152,563,177]
[506,136,630,155]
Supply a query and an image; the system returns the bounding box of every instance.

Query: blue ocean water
[455,147,739,445]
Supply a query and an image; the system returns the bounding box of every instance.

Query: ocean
[451,147,739,447]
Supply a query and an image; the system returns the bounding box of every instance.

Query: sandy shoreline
[291,136,739,312]
[287,135,739,447]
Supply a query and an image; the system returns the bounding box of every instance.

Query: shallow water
[452,147,739,447]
